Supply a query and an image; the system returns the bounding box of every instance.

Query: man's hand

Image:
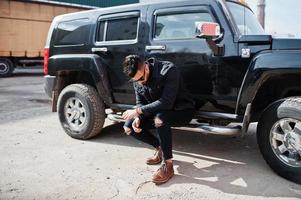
[122,109,140,120]
[132,117,142,133]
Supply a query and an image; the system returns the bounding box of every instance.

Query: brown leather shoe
[152,160,174,184]
[146,147,162,165]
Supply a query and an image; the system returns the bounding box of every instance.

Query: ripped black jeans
[123,109,195,160]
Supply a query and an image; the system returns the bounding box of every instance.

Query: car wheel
[257,97,301,184]
[57,84,106,139]
[0,58,15,77]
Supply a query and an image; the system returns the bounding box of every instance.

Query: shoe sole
[152,173,174,185]
[146,159,162,165]
[146,160,162,165]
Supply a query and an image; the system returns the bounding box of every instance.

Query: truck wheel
[57,84,106,139]
[0,58,15,77]
[257,97,301,184]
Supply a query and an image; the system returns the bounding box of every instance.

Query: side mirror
[196,22,224,56]
[197,22,221,38]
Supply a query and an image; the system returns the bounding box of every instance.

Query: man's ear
[145,63,149,72]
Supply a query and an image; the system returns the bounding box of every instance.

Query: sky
[246,0,301,37]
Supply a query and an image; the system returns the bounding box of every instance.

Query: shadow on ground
[87,122,301,198]
[11,72,44,77]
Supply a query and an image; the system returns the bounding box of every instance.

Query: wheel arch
[251,75,301,121]
[236,50,301,121]
[48,54,113,111]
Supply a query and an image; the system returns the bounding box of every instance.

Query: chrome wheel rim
[64,97,87,131]
[270,118,301,167]
[0,63,9,75]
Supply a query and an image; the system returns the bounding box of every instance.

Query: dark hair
[123,55,142,77]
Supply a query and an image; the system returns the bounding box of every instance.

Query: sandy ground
[0,69,300,200]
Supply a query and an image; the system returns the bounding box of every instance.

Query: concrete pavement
[0,69,300,199]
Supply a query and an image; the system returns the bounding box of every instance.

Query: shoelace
[158,162,167,172]
[149,149,162,163]
[154,149,162,157]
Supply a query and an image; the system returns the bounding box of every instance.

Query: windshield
[226,2,265,35]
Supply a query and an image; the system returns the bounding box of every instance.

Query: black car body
[44,0,301,184]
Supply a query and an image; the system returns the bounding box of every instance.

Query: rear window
[97,16,139,42]
[54,18,90,46]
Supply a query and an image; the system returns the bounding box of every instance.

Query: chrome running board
[172,124,242,136]
[107,113,125,123]
[108,103,253,137]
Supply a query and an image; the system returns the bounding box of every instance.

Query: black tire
[0,58,15,77]
[257,97,301,184]
[57,84,106,139]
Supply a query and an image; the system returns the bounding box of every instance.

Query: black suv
[44,0,301,183]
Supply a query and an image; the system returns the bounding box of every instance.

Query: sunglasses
[132,64,146,82]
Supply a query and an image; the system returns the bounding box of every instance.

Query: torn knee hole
[123,127,132,135]
[154,117,164,127]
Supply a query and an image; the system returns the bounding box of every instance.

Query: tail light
[44,47,49,75]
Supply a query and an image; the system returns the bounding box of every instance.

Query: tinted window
[55,18,90,46]
[155,12,214,40]
[106,17,138,41]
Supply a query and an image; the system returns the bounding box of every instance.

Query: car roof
[57,0,250,20]
[58,0,220,18]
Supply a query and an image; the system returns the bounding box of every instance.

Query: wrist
[135,107,142,115]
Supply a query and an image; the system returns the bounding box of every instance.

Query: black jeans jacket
[133,58,195,116]
[126,58,196,160]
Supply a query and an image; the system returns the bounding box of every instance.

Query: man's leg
[123,118,160,149]
[153,109,195,160]
[124,118,163,164]
[152,109,195,184]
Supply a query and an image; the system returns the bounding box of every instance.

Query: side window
[107,17,138,41]
[54,18,90,46]
[97,21,105,41]
[97,16,138,42]
[154,12,214,40]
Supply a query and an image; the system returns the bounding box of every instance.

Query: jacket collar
[146,57,158,83]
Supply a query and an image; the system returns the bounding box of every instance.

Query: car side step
[195,111,243,122]
[108,112,241,136]
[109,104,243,122]
[172,124,242,136]
[107,113,125,123]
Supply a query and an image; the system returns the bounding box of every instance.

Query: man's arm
[122,83,146,120]
[139,67,180,116]
[134,83,146,108]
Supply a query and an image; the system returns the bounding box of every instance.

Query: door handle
[145,45,166,51]
[91,47,108,53]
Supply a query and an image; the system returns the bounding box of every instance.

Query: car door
[146,2,241,113]
[93,7,147,104]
